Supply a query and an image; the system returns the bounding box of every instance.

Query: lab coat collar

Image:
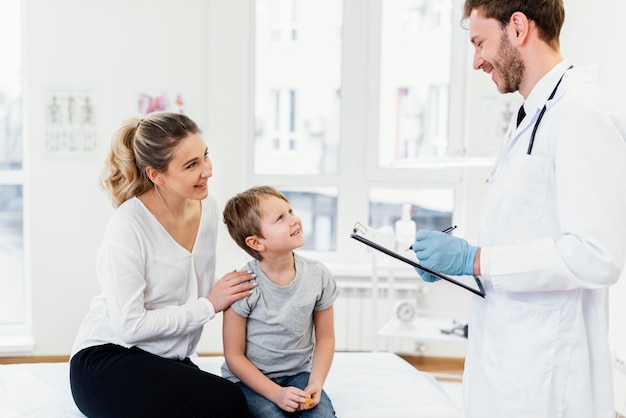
[520,60,572,127]
[487,60,572,184]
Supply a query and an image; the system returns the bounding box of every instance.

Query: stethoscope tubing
[526,66,573,155]
[485,66,572,183]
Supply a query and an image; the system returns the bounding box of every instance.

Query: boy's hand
[299,383,322,410]
[274,386,307,412]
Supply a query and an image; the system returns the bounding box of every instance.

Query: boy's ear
[245,235,264,251]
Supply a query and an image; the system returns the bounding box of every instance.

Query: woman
[69,112,255,417]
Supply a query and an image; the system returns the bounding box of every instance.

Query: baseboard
[0,352,227,364]
[397,353,464,380]
[0,355,69,364]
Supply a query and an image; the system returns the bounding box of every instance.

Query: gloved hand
[417,271,441,283]
[411,230,478,281]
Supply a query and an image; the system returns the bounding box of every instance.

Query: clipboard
[350,222,485,298]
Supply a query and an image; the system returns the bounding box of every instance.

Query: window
[252,0,466,267]
[282,188,337,251]
[0,0,31,352]
[270,0,300,42]
[369,188,453,232]
[378,0,455,166]
[254,0,342,176]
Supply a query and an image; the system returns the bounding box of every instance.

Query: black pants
[70,344,250,418]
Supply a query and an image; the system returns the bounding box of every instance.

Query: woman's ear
[245,236,265,252]
[145,166,163,185]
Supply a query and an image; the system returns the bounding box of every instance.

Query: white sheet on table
[0,351,460,418]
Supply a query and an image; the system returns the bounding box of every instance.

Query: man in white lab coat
[411,1,626,417]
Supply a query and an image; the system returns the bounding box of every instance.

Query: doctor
[411,1,626,417]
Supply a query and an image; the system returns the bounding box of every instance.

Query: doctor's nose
[473,52,485,71]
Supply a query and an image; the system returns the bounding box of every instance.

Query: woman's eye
[187,162,197,169]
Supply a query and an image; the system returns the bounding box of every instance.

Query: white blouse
[71,196,218,360]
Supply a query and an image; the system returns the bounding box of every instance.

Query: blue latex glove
[411,230,478,281]
[417,271,441,283]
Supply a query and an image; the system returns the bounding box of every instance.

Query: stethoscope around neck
[526,65,573,155]
[485,65,573,183]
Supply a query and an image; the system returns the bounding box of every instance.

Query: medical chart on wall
[43,87,97,159]
[137,92,186,116]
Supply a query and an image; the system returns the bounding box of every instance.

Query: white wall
[20,0,626,356]
[24,0,212,354]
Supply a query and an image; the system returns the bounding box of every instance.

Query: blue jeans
[236,371,336,418]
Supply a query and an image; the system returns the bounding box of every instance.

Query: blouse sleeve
[97,202,215,346]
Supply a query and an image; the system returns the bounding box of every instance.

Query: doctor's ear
[508,11,530,46]
[245,236,265,252]
[145,166,163,185]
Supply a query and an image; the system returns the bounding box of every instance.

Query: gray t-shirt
[221,253,338,381]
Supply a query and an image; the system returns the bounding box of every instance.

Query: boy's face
[257,195,305,254]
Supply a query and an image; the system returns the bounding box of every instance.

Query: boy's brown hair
[223,186,289,260]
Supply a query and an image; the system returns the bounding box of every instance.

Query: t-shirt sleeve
[315,262,339,311]
[229,263,260,317]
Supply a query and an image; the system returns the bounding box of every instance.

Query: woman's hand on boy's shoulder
[207,270,256,312]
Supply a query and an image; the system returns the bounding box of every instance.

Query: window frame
[248,0,470,272]
[0,0,32,353]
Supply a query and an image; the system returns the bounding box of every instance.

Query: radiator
[333,280,419,352]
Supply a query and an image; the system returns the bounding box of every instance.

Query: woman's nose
[203,159,213,178]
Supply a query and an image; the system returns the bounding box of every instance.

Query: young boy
[221,186,338,417]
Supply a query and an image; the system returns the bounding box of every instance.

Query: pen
[441,225,457,234]
[408,225,457,250]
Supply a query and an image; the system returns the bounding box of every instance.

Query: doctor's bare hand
[207,270,256,313]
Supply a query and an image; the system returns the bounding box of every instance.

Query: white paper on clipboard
[350,222,485,298]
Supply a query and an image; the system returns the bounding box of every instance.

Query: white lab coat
[463,61,626,418]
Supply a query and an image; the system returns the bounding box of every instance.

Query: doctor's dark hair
[463,0,564,50]
[223,186,290,261]
[101,111,201,207]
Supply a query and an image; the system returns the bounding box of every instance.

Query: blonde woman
[69,112,254,417]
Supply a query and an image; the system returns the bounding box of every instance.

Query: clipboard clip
[353,221,368,235]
